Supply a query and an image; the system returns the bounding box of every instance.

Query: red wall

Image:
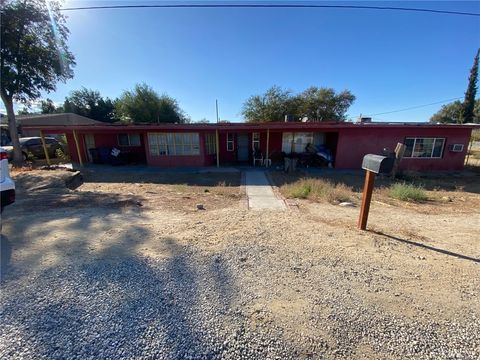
[57,125,473,172]
[335,127,471,171]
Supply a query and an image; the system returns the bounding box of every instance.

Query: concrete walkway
[245,171,286,210]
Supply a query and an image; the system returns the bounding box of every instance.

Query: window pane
[432,138,444,158]
[159,144,168,155]
[130,134,141,146]
[404,138,415,157]
[148,134,157,146]
[192,133,199,146]
[176,144,184,155]
[282,133,293,152]
[118,134,129,146]
[414,138,434,158]
[174,133,182,146]
[167,134,175,155]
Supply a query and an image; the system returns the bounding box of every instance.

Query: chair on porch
[253,147,263,167]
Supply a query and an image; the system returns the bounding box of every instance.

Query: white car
[0,147,15,213]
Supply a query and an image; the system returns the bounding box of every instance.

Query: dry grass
[388,182,428,202]
[279,177,354,204]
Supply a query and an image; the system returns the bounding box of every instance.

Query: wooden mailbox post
[358,154,395,230]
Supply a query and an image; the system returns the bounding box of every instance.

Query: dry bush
[280,178,353,204]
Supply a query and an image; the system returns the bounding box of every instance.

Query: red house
[22,117,476,172]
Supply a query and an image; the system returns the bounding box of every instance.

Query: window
[118,133,141,147]
[27,139,41,146]
[148,133,200,156]
[227,133,234,151]
[252,132,260,150]
[404,137,445,158]
[205,133,216,155]
[281,132,314,153]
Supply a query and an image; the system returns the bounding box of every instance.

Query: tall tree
[115,83,188,123]
[462,49,480,124]
[242,86,296,123]
[241,86,355,123]
[297,87,355,122]
[63,87,115,122]
[40,98,62,114]
[430,99,480,124]
[0,0,75,165]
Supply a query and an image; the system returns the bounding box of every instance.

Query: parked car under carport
[3,137,63,161]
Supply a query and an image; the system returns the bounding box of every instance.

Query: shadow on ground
[0,191,241,358]
[80,166,241,187]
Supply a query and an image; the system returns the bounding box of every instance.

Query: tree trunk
[0,93,23,166]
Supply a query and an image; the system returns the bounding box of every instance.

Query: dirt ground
[1,167,479,358]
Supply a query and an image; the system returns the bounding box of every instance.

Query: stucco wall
[335,126,471,171]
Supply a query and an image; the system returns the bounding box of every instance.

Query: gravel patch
[1,244,479,359]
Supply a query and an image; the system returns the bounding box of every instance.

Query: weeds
[388,182,428,202]
[280,178,353,204]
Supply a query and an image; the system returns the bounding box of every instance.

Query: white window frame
[148,132,200,156]
[404,137,445,159]
[227,133,234,152]
[118,133,141,147]
[252,132,260,150]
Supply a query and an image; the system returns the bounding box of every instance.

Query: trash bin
[98,147,111,164]
[89,148,101,164]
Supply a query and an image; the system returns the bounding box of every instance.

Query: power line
[60,3,480,17]
[364,97,464,117]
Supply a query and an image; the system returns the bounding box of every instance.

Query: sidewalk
[245,171,286,210]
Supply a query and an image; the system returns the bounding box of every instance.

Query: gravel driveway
[1,170,479,359]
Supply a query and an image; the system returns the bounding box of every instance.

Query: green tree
[242,86,355,122]
[297,87,355,122]
[430,99,480,124]
[0,0,75,165]
[41,98,63,114]
[115,83,188,123]
[17,107,31,115]
[462,49,479,124]
[242,86,295,123]
[63,87,115,122]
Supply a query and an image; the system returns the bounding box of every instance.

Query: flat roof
[21,120,478,131]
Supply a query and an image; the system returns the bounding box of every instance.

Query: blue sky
[34,1,480,121]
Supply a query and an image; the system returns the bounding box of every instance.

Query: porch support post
[215,129,220,168]
[72,130,84,167]
[266,129,270,161]
[39,130,51,166]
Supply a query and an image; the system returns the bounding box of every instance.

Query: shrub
[26,151,36,161]
[55,148,70,161]
[388,182,428,202]
[281,178,353,204]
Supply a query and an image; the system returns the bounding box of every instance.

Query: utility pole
[216,99,219,123]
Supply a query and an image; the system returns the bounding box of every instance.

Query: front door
[237,134,249,162]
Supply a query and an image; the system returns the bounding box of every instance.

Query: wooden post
[465,134,474,166]
[390,142,406,179]
[215,129,220,168]
[39,130,51,166]
[72,130,84,167]
[358,170,376,230]
[266,129,270,162]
